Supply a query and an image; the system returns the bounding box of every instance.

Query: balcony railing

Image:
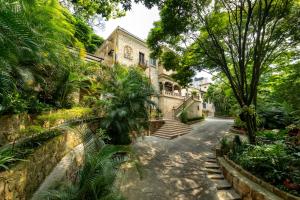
[160,90,184,98]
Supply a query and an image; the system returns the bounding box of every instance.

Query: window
[149,58,156,66]
[203,103,207,109]
[139,52,145,65]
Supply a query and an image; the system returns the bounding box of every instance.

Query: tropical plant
[41,130,129,200]
[0,0,101,115]
[98,65,157,145]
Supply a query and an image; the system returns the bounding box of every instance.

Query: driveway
[119,118,234,200]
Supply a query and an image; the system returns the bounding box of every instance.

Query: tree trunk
[244,112,256,144]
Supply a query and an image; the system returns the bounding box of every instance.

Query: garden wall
[0,125,87,200]
[0,113,35,146]
[218,156,299,200]
[0,108,92,147]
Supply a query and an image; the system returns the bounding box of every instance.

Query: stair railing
[173,95,194,119]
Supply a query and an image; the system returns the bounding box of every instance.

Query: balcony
[160,90,185,99]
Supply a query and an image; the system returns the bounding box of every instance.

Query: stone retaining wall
[0,125,88,200]
[218,156,300,200]
[31,143,85,200]
[0,112,69,146]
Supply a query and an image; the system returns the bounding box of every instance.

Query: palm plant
[41,129,128,200]
[99,65,158,145]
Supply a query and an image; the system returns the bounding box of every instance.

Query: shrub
[20,125,46,136]
[257,130,287,141]
[258,106,292,129]
[234,142,292,184]
[42,135,129,200]
[186,116,205,122]
[233,116,247,129]
[37,107,93,124]
[179,110,188,123]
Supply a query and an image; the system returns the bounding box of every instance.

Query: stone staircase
[204,154,241,200]
[152,120,192,139]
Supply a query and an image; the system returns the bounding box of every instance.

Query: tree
[205,80,238,117]
[72,16,104,53]
[146,0,300,143]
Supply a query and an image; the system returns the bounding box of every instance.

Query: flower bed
[220,129,300,197]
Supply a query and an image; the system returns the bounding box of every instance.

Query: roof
[116,26,147,46]
[98,26,148,52]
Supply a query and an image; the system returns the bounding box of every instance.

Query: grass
[37,107,93,124]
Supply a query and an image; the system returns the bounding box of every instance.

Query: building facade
[95,26,207,119]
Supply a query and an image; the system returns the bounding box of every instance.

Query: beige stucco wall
[186,101,203,118]
[159,96,184,119]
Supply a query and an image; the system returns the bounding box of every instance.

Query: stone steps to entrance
[217,189,241,200]
[152,120,192,139]
[204,153,241,200]
[212,179,232,190]
[207,174,224,180]
[205,163,220,169]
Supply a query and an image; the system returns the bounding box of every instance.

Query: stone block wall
[0,113,35,146]
[218,156,299,200]
[0,126,84,200]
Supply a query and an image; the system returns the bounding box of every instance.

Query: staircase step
[217,189,241,200]
[207,174,224,180]
[212,180,232,190]
[206,159,217,163]
[154,130,190,135]
[152,134,174,139]
[207,155,217,159]
[204,168,222,174]
[158,125,191,129]
[205,163,220,169]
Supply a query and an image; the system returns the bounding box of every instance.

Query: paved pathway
[119,118,234,200]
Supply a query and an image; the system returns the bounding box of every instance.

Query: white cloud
[94,3,160,40]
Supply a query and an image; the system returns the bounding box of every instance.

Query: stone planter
[0,121,99,200]
[218,156,300,200]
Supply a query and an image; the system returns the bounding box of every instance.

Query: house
[193,77,215,117]
[95,26,204,120]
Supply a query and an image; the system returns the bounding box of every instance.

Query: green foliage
[234,116,247,129]
[228,139,300,196]
[179,109,188,123]
[37,107,93,124]
[205,81,238,117]
[186,116,205,122]
[257,130,287,141]
[98,65,157,145]
[42,135,128,200]
[0,0,89,115]
[257,104,292,129]
[0,129,62,171]
[234,143,292,183]
[20,125,46,136]
[72,16,104,53]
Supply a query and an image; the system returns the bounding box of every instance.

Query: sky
[94,2,212,81]
[95,3,160,40]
